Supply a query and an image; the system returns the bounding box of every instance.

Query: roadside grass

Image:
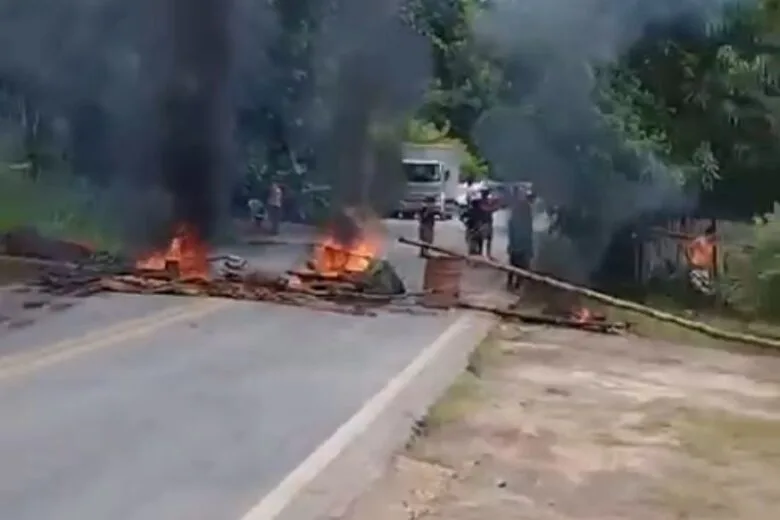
[417,333,501,434]
[0,168,121,252]
[598,294,780,353]
[635,403,780,517]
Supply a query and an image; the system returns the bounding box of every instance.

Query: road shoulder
[239,308,497,520]
[337,323,780,520]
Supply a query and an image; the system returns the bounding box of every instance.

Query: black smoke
[154,0,234,241]
[472,0,739,282]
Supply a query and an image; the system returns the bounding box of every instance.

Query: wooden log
[400,236,780,350]
[458,302,628,334]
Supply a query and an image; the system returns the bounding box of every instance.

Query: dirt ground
[337,324,780,520]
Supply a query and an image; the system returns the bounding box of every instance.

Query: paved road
[0,218,504,520]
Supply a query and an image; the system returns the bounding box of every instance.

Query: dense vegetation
[3,0,780,316]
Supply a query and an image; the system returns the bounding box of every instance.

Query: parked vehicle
[395,143,465,219]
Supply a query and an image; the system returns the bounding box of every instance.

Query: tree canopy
[2,0,780,221]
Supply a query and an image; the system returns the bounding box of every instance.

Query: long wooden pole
[399,236,780,350]
[457,301,628,334]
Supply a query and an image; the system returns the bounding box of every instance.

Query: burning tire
[361,259,405,295]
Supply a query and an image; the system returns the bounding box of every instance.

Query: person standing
[417,196,437,258]
[462,198,484,255]
[506,188,534,290]
[247,197,263,227]
[685,224,717,296]
[478,188,499,258]
[266,181,283,235]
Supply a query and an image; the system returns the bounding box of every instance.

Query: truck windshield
[403,162,441,182]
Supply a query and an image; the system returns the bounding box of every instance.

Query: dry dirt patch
[338,324,780,520]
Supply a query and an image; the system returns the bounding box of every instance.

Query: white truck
[395,142,464,219]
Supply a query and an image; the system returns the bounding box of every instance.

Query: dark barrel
[421,256,463,308]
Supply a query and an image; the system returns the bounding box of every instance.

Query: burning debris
[289,208,405,296]
[135,223,210,280]
[18,213,413,318]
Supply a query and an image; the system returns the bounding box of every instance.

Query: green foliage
[608,4,780,216]
[403,118,488,179]
[461,151,488,179]
[724,205,780,318]
[0,167,119,250]
[404,0,503,148]
[403,118,450,143]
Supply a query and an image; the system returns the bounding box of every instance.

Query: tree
[404,0,502,149]
[609,4,780,219]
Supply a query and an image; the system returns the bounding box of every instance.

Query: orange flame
[307,209,382,278]
[135,223,210,280]
[311,234,379,277]
[572,307,593,324]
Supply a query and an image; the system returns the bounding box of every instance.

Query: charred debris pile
[2,210,420,318]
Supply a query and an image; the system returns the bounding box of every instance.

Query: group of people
[416,184,538,292]
[247,181,284,235]
[461,188,499,257]
[415,180,721,300]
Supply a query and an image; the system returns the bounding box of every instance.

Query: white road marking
[238,312,479,520]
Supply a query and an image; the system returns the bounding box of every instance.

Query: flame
[135,223,210,280]
[572,307,593,324]
[311,234,379,277]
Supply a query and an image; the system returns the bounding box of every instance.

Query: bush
[0,167,120,251]
[724,204,780,319]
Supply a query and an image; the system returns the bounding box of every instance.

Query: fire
[307,208,381,278]
[311,234,379,278]
[135,223,210,280]
[572,307,593,323]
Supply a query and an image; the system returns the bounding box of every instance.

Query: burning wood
[19,218,412,317]
[460,302,630,334]
[292,208,405,296]
[399,236,780,349]
[135,223,210,280]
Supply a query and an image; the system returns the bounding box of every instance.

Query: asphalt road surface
[0,218,504,520]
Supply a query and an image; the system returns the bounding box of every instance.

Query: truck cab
[397,159,449,219]
[396,143,463,220]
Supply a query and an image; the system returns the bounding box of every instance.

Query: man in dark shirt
[506,189,534,290]
[417,196,437,257]
[478,188,499,257]
[462,198,484,255]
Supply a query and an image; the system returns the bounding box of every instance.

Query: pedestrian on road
[506,188,534,291]
[417,196,437,258]
[462,198,484,255]
[266,181,283,235]
[247,198,263,227]
[478,188,499,258]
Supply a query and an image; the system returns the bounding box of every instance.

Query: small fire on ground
[135,223,210,280]
[308,231,379,277]
[571,306,598,324]
[294,208,382,283]
[32,209,406,317]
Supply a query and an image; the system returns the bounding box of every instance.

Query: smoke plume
[0,0,431,241]
[309,0,431,214]
[153,0,234,241]
[473,0,740,281]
